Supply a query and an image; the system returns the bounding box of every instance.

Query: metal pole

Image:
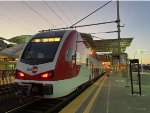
[117,0,121,73]
[137,61,142,96]
[125,55,130,87]
[130,61,133,95]
[117,0,121,54]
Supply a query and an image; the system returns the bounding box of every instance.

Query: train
[14,30,104,98]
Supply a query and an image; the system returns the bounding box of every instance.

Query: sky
[0,1,150,64]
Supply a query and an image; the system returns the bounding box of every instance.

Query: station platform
[59,72,150,113]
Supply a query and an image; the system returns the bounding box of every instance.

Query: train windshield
[21,37,61,64]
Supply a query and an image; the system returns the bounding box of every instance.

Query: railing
[0,70,15,85]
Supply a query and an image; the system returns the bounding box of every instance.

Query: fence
[0,70,15,85]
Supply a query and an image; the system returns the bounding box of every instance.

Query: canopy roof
[94,38,133,52]
[80,33,133,53]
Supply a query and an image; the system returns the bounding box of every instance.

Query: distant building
[0,39,7,50]
[0,38,16,51]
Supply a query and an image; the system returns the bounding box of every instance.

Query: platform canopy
[0,43,26,58]
[80,33,133,53]
[94,38,133,52]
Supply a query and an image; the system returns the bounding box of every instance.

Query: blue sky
[0,1,149,64]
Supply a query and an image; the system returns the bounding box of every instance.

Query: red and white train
[14,30,104,98]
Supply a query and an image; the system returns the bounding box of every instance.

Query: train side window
[76,52,81,64]
[66,48,74,62]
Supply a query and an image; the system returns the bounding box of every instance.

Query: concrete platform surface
[59,73,150,113]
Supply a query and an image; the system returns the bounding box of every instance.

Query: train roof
[33,30,73,38]
[34,30,133,53]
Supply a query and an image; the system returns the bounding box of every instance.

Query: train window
[37,52,44,58]
[21,39,60,65]
[76,52,81,64]
[66,48,74,62]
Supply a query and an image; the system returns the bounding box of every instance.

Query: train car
[14,30,103,98]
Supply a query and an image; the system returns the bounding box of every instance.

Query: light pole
[134,51,141,59]
[134,49,148,72]
[134,49,147,59]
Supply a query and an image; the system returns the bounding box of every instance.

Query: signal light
[90,51,93,55]
[102,62,105,65]
[89,50,93,55]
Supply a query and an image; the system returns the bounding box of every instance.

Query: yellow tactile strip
[59,74,107,113]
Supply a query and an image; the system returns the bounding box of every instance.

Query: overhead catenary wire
[0,1,116,40]
[70,0,112,27]
[22,1,57,29]
[0,11,34,33]
[124,1,133,26]
[90,30,118,34]
[48,20,117,31]
[54,1,73,25]
[73,20,117,28]
[0,16,35,38]
[0,3,41,31]
[65,1,78,22]
[43,1,69,27]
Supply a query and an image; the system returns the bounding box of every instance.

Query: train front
[14,30,70,98]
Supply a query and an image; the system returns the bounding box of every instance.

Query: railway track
[0,95,41,113]
[6,98,66,113]
[3,87,84,113]
[0,84,41,113]
[1,74,105,113]
[0,84,17,101]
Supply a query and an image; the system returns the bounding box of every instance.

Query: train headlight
[18,71,25,78]
[40,72,52,79]
[15,70,26,79]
